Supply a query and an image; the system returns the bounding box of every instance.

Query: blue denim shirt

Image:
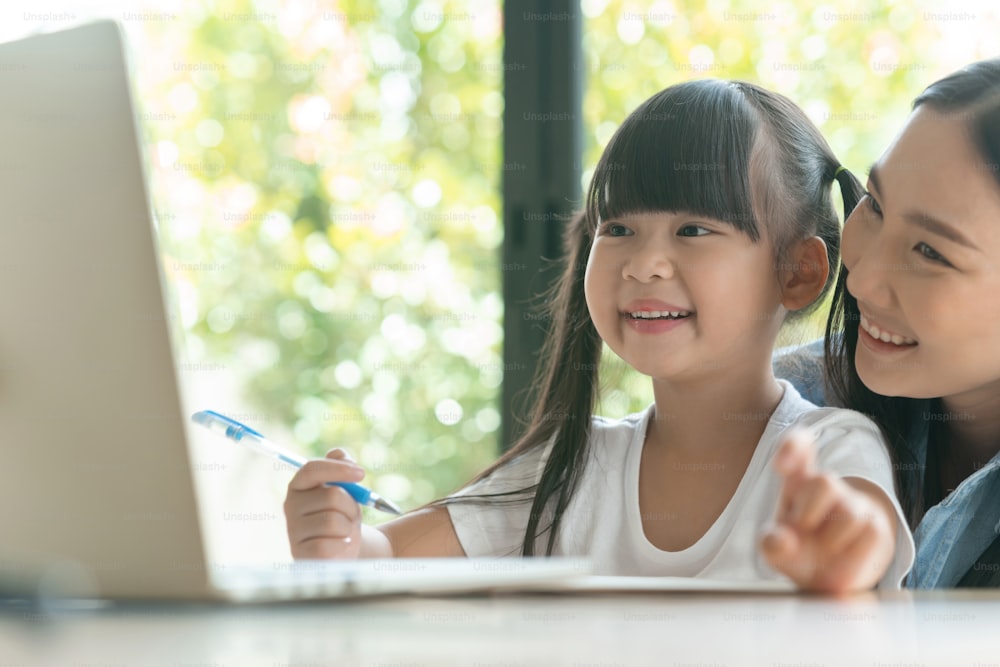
[773,339,1000,588]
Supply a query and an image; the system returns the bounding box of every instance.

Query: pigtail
[832,166,865,224]
[824,165,863,397]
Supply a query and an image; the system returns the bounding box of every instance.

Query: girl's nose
[621,239,675,282]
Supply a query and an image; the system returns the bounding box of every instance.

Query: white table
[3,589,999,666]
[7,591,1000,667]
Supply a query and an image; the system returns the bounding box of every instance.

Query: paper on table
[515,575,797,594]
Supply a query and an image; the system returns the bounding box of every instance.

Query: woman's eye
[915,242,951,266]
[677,224,710,237]
[866,194,883,216]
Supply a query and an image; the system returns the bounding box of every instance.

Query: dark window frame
[500,1,584,449]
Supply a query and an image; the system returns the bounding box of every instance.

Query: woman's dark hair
[826,58,1000,530]
[444,79,863,556]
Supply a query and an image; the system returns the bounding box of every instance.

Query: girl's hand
[760,429,897,594]
[284,448,368,560]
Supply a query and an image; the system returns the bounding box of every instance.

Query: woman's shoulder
[772,338,829,407]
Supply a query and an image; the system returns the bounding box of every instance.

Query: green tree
[136,0,504,515]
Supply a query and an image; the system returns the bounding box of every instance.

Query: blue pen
[191,410,402,515]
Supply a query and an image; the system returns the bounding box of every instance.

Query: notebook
[0,19,589,602]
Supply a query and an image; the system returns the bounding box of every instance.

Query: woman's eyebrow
[868,164,978,251]
[906,212,978,250]
[867,163,883,195]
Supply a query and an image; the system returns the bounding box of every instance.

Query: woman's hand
[760,429,898,593]
[284,448,368,560]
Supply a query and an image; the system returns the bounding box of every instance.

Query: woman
[778,58,1000,587]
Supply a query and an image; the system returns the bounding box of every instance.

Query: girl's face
[843,107,1000,405]
[584,211,786,383]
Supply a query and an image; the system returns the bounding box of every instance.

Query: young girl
[285,79,915,592]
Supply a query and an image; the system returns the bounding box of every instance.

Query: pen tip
[374,497,403,515]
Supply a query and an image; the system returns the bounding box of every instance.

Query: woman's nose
[842,211,895,308]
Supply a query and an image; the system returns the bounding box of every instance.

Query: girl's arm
[759,429,900,593]
[285,448,465,559]
[367,507,467,558]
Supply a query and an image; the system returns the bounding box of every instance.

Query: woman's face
[842,106,1000,406]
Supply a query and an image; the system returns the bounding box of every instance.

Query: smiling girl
[284,80,916,592]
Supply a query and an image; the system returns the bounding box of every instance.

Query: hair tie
[834,165,847,178]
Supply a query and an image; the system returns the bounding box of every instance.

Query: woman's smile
[859,314,917,347]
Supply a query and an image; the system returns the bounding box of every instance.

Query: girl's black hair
[443,79,863,556]
[825,58,1000,530]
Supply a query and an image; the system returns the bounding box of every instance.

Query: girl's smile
[621,298,694,335]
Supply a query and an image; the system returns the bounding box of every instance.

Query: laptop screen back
[0,21,211,599]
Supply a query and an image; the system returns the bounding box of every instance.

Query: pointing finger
[789,474,843,531]
[775,427,818,478]
[775,427,819,519]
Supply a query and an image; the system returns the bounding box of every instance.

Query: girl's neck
[647,368,784,455]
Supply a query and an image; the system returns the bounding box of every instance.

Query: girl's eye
[677,224,710,237]
[602,223,633,237]
[866,194,883,216]
[915,242,952,267]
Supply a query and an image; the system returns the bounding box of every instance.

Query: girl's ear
[779,236,829,311]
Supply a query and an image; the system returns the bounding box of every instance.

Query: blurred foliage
[133,0,504,515]
[120,0,1000,512]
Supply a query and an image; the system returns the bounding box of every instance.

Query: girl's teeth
[631,310,689,319]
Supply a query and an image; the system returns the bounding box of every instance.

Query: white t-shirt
[447,380,915,588]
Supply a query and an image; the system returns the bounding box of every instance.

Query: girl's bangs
[590,82,760,239]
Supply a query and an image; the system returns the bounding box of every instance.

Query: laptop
[0,20,588,602]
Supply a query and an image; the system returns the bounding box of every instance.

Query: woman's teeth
[861,315,916,346]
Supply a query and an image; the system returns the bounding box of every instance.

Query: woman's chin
[855,354,935,400]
